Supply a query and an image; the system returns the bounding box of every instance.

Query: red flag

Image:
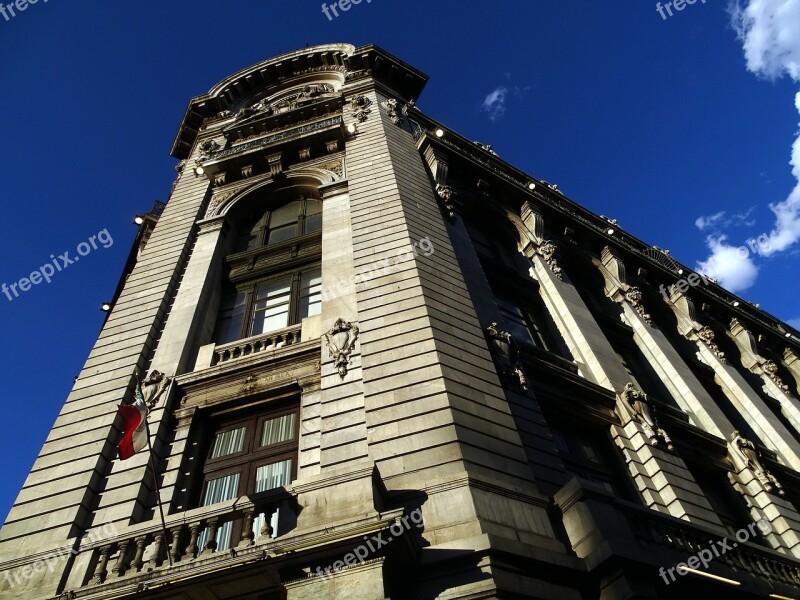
[117,381,148,460]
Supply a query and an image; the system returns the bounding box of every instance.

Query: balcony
[211,325,303,367]
[64,491,295,598]
[555,478,800,597]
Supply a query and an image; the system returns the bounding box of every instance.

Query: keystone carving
[621,383,674,451]
[729,431,784,495]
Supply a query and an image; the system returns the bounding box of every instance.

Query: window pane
[269,201,301,227]
[267,223,299,245]
[209,427,246,459]
[236,212,267,252]
[215,289,247,344]
[261,414,296,447]
[255,459,293,493]
[202,472,240,505]
[304,200,322,233]
[251,279,291,334]
[298,269,322,319]
[498,301,535,348]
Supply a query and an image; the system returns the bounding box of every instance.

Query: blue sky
[1,0,799,523]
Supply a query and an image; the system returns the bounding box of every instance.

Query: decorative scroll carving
[323,318,359,378]
[624,286,652,325]
[435,184,456,222]
[350,95,372,123]
[729,431,784,495]
[536,240,563,281]
[697,326,726,362]
[317,159,344,179]
[485,323,528,391]
[207,190,236,217]
[621,383,674,451]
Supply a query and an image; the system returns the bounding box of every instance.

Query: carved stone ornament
[175,160,186,174]
[350,95,372,123]
[206,190,236,217]
[323,318,360,378]
[535,241,563,281]
[621,383,674,451]
[485,323,528,391]
[729,431,784,495]
[435,184,456,222]
[697,326,726,362]
[382,98,403,125]
[763,360,791,394]
[624,286,652,326]
[235,85,335,122]
[199,139,221,158]
[473,141,498,156]
[136,370,173,410]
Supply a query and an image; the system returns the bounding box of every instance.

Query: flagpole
[144,416,173,567]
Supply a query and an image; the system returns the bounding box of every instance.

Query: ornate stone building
[3,43,800,599]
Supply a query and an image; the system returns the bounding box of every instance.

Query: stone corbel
[266,152,283,178]
[728,431,784,495]
[435,184,456,222]
[729,319,792,395]
[664,288,726,363]
[519,204,563,280]
[599,247,652,325]
[619,383,674,451]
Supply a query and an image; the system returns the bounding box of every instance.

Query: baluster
[130,536,147,572]
[93,545,113,585]
[239,510,255,548]
[259,508,275,541]
[202,518,220,555]
[185,523,201,559]
[111,539,130,577]
[170,527,183,564]
[148,533,164,571]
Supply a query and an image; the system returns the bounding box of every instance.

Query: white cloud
[695,211,727,231]
[727,1,800,257]
[787,317,800,329]
[482,87,508,121]
[730,0,800,80]
[695,235,760,292]
[694,208,756,231]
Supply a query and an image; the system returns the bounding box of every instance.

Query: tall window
[198,406,299,550]
[214,267,321,344]
[236,197,322,252]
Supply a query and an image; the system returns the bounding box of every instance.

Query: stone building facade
[3,43,800,599]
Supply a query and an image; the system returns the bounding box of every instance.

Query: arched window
[213,192,323,345]
[235,196,322,252]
